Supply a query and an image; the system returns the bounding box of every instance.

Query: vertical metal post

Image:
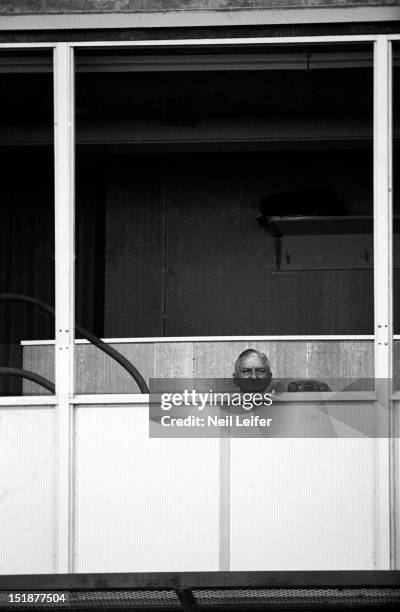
[54,43,75,573]
[374,36,393,568]
[219,435,230,570]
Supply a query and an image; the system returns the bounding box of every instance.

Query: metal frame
[389,33,400,573]
[374,37,393,383]
[373,36,393,571]
[0,32,396,572]
[71,391,377,405]
[53,43,75,574]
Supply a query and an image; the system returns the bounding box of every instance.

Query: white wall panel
[0,407,55,574]
[73,405,219,572]
[230,437,380,570]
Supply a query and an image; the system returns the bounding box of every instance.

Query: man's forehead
[238,352,269,368]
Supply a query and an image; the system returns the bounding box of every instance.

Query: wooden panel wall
[23,340,374,395]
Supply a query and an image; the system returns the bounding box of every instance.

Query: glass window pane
[0,51,54,396]
[74,44,373,394]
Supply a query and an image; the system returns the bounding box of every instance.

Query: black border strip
[0,21,399,43]
[0,571,400,591]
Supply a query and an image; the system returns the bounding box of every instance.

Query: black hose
[0,293,149,394]
[0,367,55,394]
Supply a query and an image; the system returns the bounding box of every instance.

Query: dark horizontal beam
[0,571,400,591]
[1,21,400,45]
[0,51,379,73]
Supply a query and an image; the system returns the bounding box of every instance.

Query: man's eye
[256,369,265,373]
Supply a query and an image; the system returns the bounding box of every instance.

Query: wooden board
[23,340,374,395]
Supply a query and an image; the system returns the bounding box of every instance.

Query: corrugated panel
[73,405,220,572]
[0,407,55,574]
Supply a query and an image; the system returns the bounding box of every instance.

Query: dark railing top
[0,571,399,591]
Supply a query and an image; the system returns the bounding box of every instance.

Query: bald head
[233,349,272,392]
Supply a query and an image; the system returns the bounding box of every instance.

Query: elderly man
[233,348,273,393]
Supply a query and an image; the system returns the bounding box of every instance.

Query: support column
[54,43,75,573]
[373,35,393,569]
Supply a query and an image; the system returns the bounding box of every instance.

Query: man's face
[233,353,272,393]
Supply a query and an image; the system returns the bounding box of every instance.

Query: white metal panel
[0,407,55,574]
[73,405,219,572]
[230,436,379,570]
